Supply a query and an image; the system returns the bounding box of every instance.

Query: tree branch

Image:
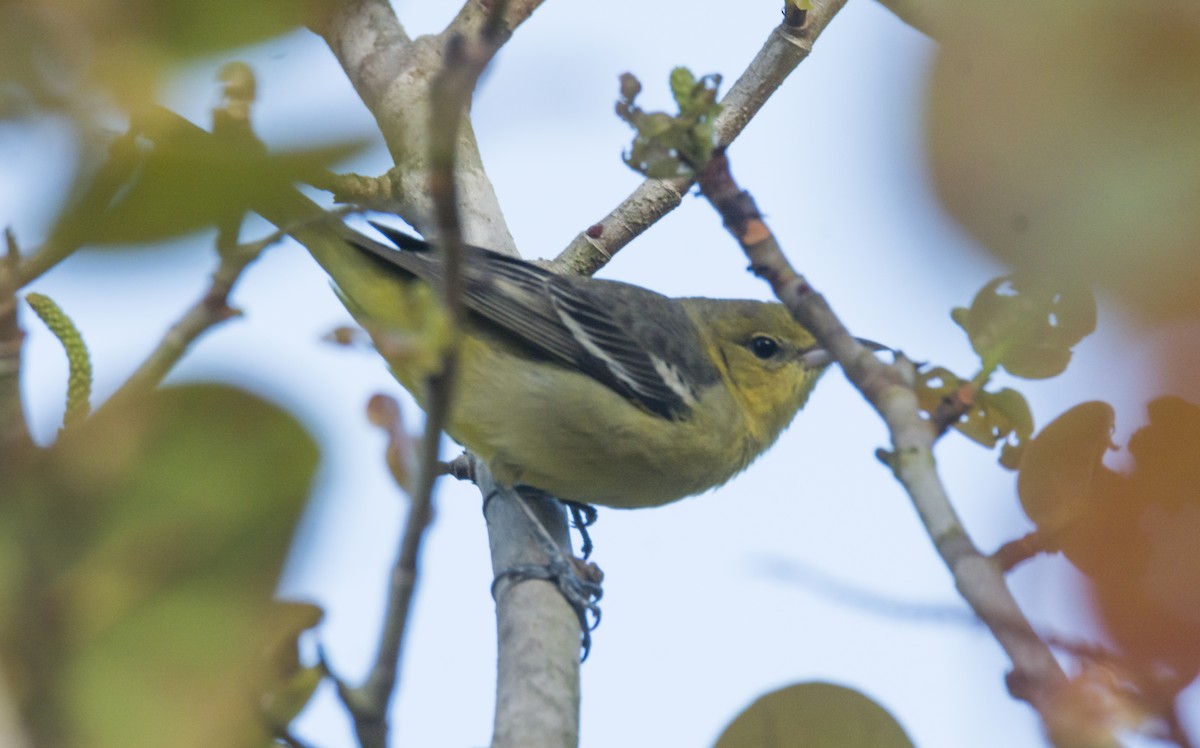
[13,128,140,287]
[428,12,585,748]
[477,474,582,748]
[336,393,433,748]
[551,0,850,277]
[100,229,280,411]
[694,148,1085,732]
[316,0,547,250]
[314,3,581,747]
[332,13,513,744]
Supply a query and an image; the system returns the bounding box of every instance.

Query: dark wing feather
[347,225,708,419]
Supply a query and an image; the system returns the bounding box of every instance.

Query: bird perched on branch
[308,221,843,509]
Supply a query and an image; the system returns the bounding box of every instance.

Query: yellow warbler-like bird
[311,223,838,509]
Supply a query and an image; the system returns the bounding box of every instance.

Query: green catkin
[25,292,92,428]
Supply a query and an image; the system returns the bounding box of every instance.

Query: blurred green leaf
[714,682,913,748]
[259,602,324,730]
[929,0,1200,320]
[2,0,337,113]
[913,366,963,414]
[952,275,1096,379]
[989,387,1035,469]
[0,384,318,748]
[914,366,1034,467]
[50,109,368,247]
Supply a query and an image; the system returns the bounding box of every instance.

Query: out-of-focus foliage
[915,367,1032,469]
[48,109,367,248]
[1042,662,1149,748]
[0,0,336,115]
[951,276,1095,381]
[1,1,366,256]
[924,1,1200,730]
[0,384,320,748]
[1018,397,1200,691]
[927,0,1200,319]
[259,602,325,731]
[714,682,913,748]
[915,274,1095,468]
[617,67,723,178]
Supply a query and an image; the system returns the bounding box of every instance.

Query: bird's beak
[799,337,892,368]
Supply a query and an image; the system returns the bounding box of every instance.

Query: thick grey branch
[316,0,547,250]
[314,4,581,748]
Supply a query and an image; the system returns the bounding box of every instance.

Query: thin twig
[337,393,430,748]
[444,0,545,43]
[335,10,512,748]
[311,170,400,208]
[315,0,545,249]
[100,230,282,411]
[992,530,1056,573]
[551,0,850,277]
[694,148,1082,729]
[14,128,141,287]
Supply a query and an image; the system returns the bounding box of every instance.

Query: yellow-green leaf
[714,682,913,748]
[928,0,1200,320]
[50,111,368,247]
[0,384,318,748]
[952,275,1095,379]
[2,0,338,113]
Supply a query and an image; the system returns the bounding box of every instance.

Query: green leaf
[2,0,339,114]
[973,387,1034,469]
[914,367,1034,467]
[260,602,325,728]
[953,275,1096,379]
[929,1,1200,320]
[0,384,318,748]
[669,67,698,106]
[714,682,913,748]
[50,111,368,247]
[913,366,963,413]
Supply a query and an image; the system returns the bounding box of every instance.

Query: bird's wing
[348,225,706,419]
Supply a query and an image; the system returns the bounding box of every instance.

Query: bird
[309,221,842,509]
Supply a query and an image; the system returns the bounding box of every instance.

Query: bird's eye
[749,335,780,360]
